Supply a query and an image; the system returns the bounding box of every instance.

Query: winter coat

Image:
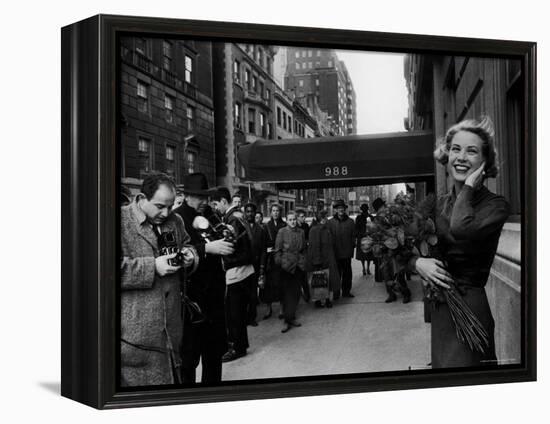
[222,205,253,270]
[327,213,356,259]
[120,200,197,386]
[306,223,341,292]
[274,226,306,274]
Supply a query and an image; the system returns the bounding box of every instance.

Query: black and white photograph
[4,0,548,421]
[118,36,524,388]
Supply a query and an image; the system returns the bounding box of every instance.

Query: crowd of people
[119,115,509,386]
[119,170,394,387]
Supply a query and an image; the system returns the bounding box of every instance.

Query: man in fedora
[173,173,235,385]
[327,199,356,299]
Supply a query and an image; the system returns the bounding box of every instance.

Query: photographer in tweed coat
[120,172,198,387]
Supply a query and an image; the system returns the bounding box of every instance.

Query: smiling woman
[413,116,511,368]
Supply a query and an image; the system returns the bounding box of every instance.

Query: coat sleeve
[259,228,267,272]
[174,213,200,274]
[274,230,284,266]
[309,228,323,266]
[121,256,156,290]
[450,186,510,241]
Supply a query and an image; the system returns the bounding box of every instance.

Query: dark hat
[360,203,369,212]
[372,198,386,212]
[182,173,210,196]
[209,186,231,202]
[333,199,348,209]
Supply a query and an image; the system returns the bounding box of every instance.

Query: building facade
[404,54,522,364]
[212,42,298,216]
[284,47,357,137]
[120,37,216,192]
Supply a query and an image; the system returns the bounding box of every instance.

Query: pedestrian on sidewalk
[296,209,311,302]
[210,187,255,363]
[274,211,306,333]
[371,198,412,304]
[354,203,374,276]
[306,210,340,308]
[244,202,267,327]
[327,199,356,299]
[261,204,286,320]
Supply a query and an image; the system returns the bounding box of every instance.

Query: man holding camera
[120,172,198,387]
[172,173,235,385]
[210,187,255,362]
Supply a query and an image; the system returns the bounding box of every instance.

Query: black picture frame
[61,14,537,409]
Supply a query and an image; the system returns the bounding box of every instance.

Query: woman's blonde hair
[434,115,499,178]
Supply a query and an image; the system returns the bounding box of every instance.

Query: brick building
[404,54,522,365]
[119,37,216,192]
[212,43,300,216]
[284,47,357,136]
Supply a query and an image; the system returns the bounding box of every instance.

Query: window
[138,136,152,175]
[165,94,174,123]
[282,111,287,130]
[233,60,240,83]
[260,113,266,137]
[165,145,176,177]
[277,107,281,126]
[308,50,313,57]
[258,49,264,66]
[299,79,304,87]
[302,51,306,58]
[317,50,321,57]
[266,57,271,74]
[186,150,197,174]
[302,63,307,70]
[185,55,193,83]
[308,62,312,69]
[135,38,149,56]
[295,63,300,70]
[252,76,257,92]
[137,81,149,113]
[245,69,250,90]
[328,60,333,67]
[315,61,320,67]
[186,105,194,131]
[266,88,271,102]
[248,108,256,134]
[295,52,300,58]
[268,123,273,139]
[163,41,172,71]
[259,81,264,98]
[234,102,242,129]
[288,116,292,133]
[315,78,319,86]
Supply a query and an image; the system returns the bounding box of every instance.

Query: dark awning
[237,131,435,189]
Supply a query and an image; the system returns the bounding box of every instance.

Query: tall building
[283,47,357,136]
[404,54,522,365]
[212,42,296,216]
[119,37,216,191]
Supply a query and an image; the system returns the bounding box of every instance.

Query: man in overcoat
[327,199,356,299]
[120,172,198,387]
[172,173,235,384]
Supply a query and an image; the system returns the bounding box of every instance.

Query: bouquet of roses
[360,192,438,278]
[360,193,489,354]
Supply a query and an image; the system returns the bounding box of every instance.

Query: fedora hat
[182,173,210,196]
[372,197,386,212]
[333,199,348,209]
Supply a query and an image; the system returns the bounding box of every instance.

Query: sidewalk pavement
[218,260,431,382]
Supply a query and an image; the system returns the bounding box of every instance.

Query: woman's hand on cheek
[465,161,486,189]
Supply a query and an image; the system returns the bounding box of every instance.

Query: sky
[336,50,409,135]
